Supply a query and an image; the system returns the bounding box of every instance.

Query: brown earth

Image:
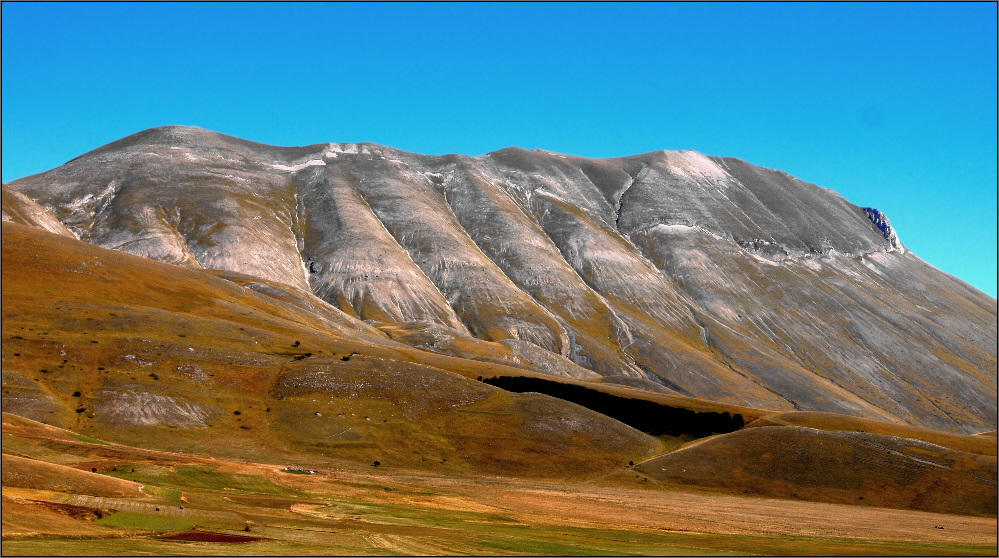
[157,532,265,543]
[635,425,997,516]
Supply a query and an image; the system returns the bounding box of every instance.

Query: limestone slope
[8,126,996,432]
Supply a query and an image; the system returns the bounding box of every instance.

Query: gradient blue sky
[3,3,996,296]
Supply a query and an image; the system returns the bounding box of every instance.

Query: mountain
[0,220,671,476]
[5,126,996,434]
[0,221,994,517]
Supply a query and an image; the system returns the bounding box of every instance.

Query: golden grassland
[2,413,996,556]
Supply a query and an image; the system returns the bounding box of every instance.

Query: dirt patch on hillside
[2,496,113,521]
[2,454,143,498]
[158,532,265,543]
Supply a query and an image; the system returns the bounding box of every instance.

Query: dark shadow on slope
[483,376,743,437]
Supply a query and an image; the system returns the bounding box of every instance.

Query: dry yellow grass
[2,455,143,498]
[635,425,997,516]
[747,411,997,455]
[1,222,668,479]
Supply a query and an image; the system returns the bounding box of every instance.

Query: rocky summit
[5,126,996,433]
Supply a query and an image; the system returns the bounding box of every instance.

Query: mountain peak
[7,128,995,433]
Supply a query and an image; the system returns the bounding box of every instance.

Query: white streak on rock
[271,160,327,172]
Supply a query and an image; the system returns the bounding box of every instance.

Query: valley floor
[3,444,996,556]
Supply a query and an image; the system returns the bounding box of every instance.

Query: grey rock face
[862,207,904,252]
[8,126,996,432]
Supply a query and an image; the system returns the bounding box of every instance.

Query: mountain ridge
[6,125,996,433]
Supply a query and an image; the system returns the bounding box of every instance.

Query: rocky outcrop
[863,207,904,252]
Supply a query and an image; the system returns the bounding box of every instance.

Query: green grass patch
[140,484,183,502]
[105,464,171,480]
[96,512,207,531]
[296,499,999,557]
[165,466,300,495]
[107,465,300,496]
[0,538,376,556]
[67,432,110,446]
[5,520,997,556]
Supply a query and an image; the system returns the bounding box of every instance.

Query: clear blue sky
[3,3,996,297]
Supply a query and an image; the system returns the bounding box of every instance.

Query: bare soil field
[157,532,266,543]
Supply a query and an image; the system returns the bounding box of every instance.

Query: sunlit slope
[2,183,75,238]
[2,222,664,477]
[748,411,998,455]
[634,423,997,516]
[8,126,997,431]
[2,454,143,497]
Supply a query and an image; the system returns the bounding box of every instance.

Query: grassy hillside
[635,425,997,516]
[2,221,673,477]
[747,411,997,455]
